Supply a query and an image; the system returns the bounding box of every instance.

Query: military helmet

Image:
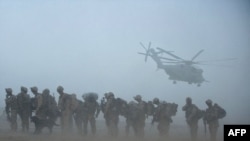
[42,88,50,95]
[5,88,12,93]
[30,86,38,92]
[108,92,114,98]
[21,86,28,93]
[153,97,159,104]
[57,85,64,92]
[206,99,212,105]
[134,95,142,101]
[186,97,192,103]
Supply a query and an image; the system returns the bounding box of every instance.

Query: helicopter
[138,42,208,87]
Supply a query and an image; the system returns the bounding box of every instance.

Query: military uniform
[133,95,147,138]
[182,97,202,141]
[82,93,100,136]
[203,99,220,141]
[36,89,58,121]
[17,86,31,132]
[73,99,85,135]
[30,86,42,116]
[57,86,74,133]
[5,88,18,132]
[152,99,178,138]
[104,92,119,137]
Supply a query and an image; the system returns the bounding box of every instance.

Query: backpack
[215,104,226,119]
[195,107,204,120]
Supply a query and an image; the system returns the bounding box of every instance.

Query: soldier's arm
[36,95,43,112]
[182,104,187,111]
[187,105,198,121]
[95,102,101,118]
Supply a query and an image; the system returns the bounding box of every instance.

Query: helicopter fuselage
[161,64,205,84]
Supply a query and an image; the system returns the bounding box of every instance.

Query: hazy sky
[0,0,250,124]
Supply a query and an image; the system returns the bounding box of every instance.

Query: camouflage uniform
[73,99,85,135]
[104,92,119,137]
[203,99,220,141]
[5,88,18,132]
[152,99,178,138]
[57,86,74,133]
[30,86,42,116]
[17,86,31,132]
[82,93,100,136]
[133,95,147,138]
[125,101,139,136]
[37,89,58,121]
[182,97,202,141]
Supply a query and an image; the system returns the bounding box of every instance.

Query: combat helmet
[21,86,28,93]
[5,88,12,94]
[42,88,50,95]
[186,97,192,104]
[134,95,142,101]
[30,86,38,92]
[57,85,64,93]
[108,92,115,99]
[153,97,160,104]
[205,99,212,105]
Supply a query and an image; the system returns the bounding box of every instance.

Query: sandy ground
[0,114,223,141]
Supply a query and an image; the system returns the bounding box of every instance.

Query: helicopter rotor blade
[140,42,147,51]
[156,47,184,60]
[144,42,152,62]
[158,56,180,61]
[197,58,237,63]
[139,42,152,62]
[191,49,204,61]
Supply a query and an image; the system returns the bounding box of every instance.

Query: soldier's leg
[209,123,218,141]
[11,110,18,132]
[190,121,198,141]
[74,115,83,135]
[63,110,71,132]
[83,117,88,135]
[113,116,119,137]
[68,113,73,131]
[19,113,25,132]
[125,119,130,136]
[90,116,96,135]
[24,114,30,132]
[60,113,65,132]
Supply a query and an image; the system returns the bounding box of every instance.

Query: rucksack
[195,107,204,120]
[215,104,226,119]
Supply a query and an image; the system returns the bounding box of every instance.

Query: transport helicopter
[138,42,207,87]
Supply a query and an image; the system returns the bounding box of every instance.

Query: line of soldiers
[4,86,226,141]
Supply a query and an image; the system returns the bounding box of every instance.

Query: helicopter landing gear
[173,81,176,84]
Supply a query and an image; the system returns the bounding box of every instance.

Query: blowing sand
[0,116,223,141]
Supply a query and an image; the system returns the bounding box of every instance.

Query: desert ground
[0,112,224,141]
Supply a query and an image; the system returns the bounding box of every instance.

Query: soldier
[36,89,59,121]
[57,85,74,133]
[5,88,18,132]
[104,92,119,137]
[82,92,100,136]
[152,98,178,138]
[203,99,225,141]
[17,86,31,132]
[72,97,85,135]
[133,95,147,138]
[182,97,203,141]
[30,86,42,116]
